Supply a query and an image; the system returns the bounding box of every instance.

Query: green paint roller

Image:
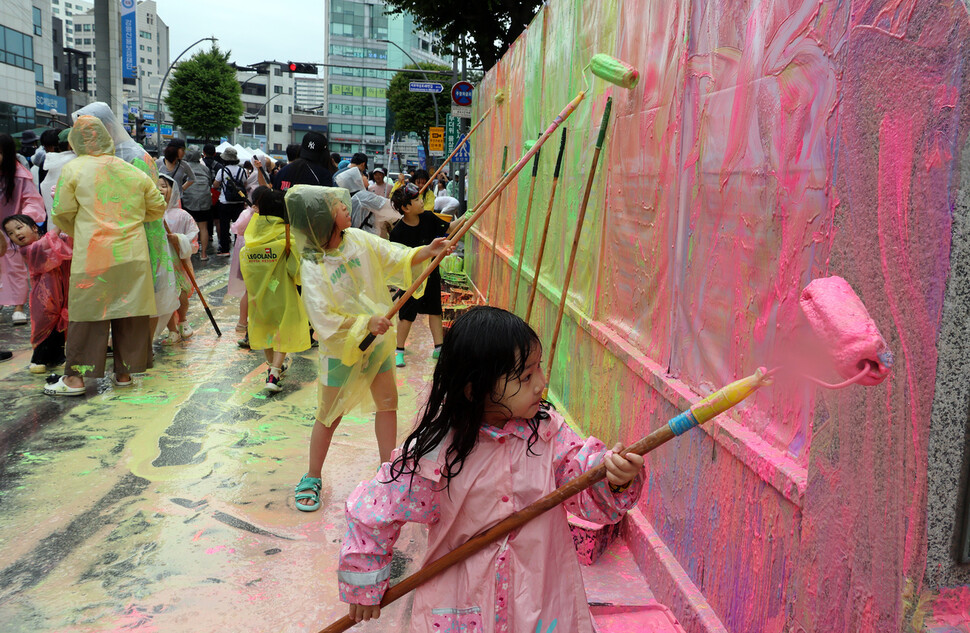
[356,54,640,353]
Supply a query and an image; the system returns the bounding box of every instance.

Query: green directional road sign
[445,114,462,154]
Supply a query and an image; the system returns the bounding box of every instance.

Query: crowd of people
[0,105,648,631]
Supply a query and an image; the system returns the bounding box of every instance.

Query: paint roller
[357,53,641,352]
[321,276,890,633]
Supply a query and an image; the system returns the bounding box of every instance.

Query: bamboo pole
[509,143,541,313]
[545,98,612,394]
[418,105,493,197]
[483,146,509,303]
[524,128,568,324]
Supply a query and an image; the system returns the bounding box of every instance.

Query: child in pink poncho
[338,307,646,633]
[228,188,259,347]
[0,137,46,325]
[156,174,199,343]
[2,214,72,372]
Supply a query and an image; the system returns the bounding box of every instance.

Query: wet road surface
[0,256,438,633]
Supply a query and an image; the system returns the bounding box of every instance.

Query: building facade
[0,0,59,134]
[49,0,92,48]
[233,62,297,154]
[322,0,450,165]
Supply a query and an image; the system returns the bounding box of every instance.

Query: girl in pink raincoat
[2,214,72,373]
[339,306,646,633]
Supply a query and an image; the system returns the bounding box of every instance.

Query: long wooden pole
[357,91,588,352]
[509,143,541,313]
[418,105,493,197]
[163,221,222,337]
[545,98,612,393]
[524,128,568,324]
[483,146,509,303]
[318,368,769,633]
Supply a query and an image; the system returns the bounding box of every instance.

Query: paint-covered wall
[465,0,970,631]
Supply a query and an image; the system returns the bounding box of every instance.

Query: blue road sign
[409,81,444,94]
[451,81,473,106]
[452,134,470,163]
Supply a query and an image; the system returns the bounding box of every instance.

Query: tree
[384,0,542,70]
[165,46,244,141]
[387,63,453,166]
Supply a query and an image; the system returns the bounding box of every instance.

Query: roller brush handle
[357,91,588,352]
[317,368,766,633]
[419,105,494,197]
[553,126,567,178]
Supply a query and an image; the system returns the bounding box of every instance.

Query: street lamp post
[241,92,286,150]
[378,39,439,127]
[155,36,217,150]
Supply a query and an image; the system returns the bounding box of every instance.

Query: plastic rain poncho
[51,116,167,321]
[40,150,77,214]
[286,186,427,423]
[240,215,310,353]
[336,168,400,237]
[160,177,198,294]
[71,102,175,317]
[0,162,45,306]
[21,231,72,347]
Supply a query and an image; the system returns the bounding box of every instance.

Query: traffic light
[287,62,318,75]
[134,117,147,143]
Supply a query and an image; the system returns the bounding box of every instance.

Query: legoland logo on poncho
[247,248,278,262]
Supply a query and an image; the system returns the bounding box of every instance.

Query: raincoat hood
[68,116,116,157]
[184,145,202,162]
[285,185,350,255]
[72,102,150,166]
[158,173,182,212]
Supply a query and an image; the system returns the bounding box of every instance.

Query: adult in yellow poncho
[239,187,310,393]
[45,115,167,396]
[285,185,451,512]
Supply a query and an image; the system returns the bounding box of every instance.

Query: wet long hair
[0,134,18,202]
[388,306,547,488]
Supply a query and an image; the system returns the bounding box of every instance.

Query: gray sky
[157,0,329,68]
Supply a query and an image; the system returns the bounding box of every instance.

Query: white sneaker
[28,363,48,374]
[177,322,194,339]
[158,330,180,345]
[11,311,27,325]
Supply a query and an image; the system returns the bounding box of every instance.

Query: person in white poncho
[284,185,451,512]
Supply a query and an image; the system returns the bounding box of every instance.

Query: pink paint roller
[321,277,890,632]
[798,276,893,386]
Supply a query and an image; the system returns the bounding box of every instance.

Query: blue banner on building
[121,0,137,84]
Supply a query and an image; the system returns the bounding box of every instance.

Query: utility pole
[457,34,468,215]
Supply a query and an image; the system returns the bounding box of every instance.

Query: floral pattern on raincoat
[0,161,46,306]
[21,231,72,347]
[240,214,309,353]
[51,116,167,321]
[338,406,644,633]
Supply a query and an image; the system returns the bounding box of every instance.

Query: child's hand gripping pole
[163,220,222,337]
[418,105,494,197]
[317,368,768,633]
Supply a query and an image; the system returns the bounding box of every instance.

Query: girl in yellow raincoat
[46,115,166,396]
[239,186,310,393]
[285,185,451,511]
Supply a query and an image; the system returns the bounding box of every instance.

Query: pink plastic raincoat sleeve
[552,421,644,525]
[338,458,440,606]
[17,170,46,224]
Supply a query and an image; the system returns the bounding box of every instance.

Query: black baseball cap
[300,131,329,162]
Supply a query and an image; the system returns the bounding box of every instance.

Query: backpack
[220,166,249,205]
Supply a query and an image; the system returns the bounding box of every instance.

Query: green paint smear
[72,364,96,376]
[21,452,52,464]
[268,279,280,293]
[115,394,172,404]
[88,435,104,440]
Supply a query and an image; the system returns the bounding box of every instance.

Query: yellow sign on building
[429,126,445,156]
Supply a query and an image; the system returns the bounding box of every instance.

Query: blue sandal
[295,474,322,512]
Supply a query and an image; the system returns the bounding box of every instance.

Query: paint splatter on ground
[0,257,671,633]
